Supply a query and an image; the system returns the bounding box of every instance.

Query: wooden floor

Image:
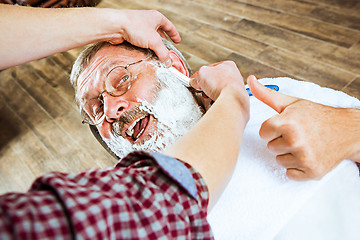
[0,0,359,194]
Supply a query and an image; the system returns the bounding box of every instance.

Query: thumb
[189,72,202,91]
[247,75,299,113]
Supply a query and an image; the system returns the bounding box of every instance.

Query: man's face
[77,45,203,158]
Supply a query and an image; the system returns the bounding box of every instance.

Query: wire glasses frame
[81,55,153,125]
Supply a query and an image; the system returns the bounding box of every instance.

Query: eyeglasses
[81,56,153,125]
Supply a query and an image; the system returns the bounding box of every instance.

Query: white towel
[208,77,360,240]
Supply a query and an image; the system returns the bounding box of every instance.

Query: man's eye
[119,75,130,84]
[92,103,104,116]
[114,75,130,91]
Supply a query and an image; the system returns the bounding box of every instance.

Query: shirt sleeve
[0,151,213,239]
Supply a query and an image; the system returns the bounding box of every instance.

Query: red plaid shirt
[0,151,213,239]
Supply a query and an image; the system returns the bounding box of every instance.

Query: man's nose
[102,94,129,122]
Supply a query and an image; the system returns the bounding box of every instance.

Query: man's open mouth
[125,114,151,141]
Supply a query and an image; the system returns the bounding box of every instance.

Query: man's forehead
[83,45,149,78]
[77,45,150,100]
[95,44,149,64]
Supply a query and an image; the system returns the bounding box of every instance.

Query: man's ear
[168,50,189,77]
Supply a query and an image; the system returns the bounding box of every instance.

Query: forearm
[0,5,119,69]
[344,108,360,162]
[165,86,249,210]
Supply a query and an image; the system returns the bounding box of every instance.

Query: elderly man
[71,39,360,180]
[70,39,211,158]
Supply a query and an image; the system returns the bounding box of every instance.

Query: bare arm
[0,4,180,69]
[248,75,360,180]
[165,61,250,210]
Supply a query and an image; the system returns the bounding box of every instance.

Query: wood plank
[97,0,144,9]
[342,77,360,100]
[195,0,360,48]
[299,0,360,10]
[0,94,52,194]
[9,59,116,167]
[175,31,232,65]
[153,8,203,34]
[28,54,75,105]
[180,52,209,73]
[256,46,355,90]
[232,19,360,75]
[125,0,267,59]
[0,96,21,152]
[67,46,87,59]
[176,30,292,82]
[309,7,360,31]
[0,68,104,174]
[99,0,204,35]
[226,52,293,82]
[104,0,205,35]
[150,0,243,30]
[0,145,36,194]
[11,64,70,119]
[128,0,360,81]
[194,24,268,59]
[54,111,116,168]
[350,40,360,54]
[50,51,75,73]
[229,0,317,16]
[228,0,360,31]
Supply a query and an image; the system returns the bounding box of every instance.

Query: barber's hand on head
[189,61,248,102]
[248,75,360,181]
[106,9,181,66]
[0,6,181,69]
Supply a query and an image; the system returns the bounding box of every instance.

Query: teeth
[136,128,145,139]
[125,115,146,137]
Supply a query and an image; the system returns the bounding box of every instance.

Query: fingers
[157,29,167,40]
[286,168,308,181]
[190,62,224,88]
[267,136,292,155]
[157,12,181,43]
[276,154,311,181]
[189,61,238,101]
[247,75,299,113]
[276,154,300,169]
[189,65,216,98]
[189,66,212,92]
[149,11,180,66]
[119,10,181,67]
[267,131,327,181]
[248,74,350,181]
[259,115,283,141]
[190,62,223,100]
[147,33,173,67]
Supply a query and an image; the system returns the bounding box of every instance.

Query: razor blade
[169,67,191,87]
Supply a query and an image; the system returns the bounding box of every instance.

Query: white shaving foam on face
[102,64,204,159]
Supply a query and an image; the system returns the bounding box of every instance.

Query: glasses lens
[82,98,105,125]
[105,66,132,96]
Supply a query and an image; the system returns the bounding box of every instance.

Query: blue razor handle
[246,85,279,96]
[210,84,279,105]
